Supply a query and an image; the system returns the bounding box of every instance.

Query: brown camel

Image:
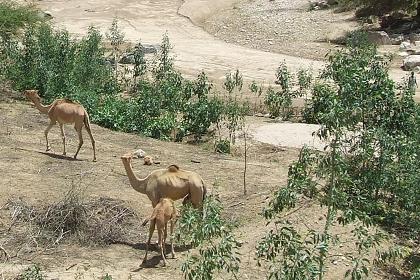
[120,153,206,208]
[24,89,96,161]
[142,198,178,266]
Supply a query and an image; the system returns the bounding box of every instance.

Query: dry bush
[4,187,138,247]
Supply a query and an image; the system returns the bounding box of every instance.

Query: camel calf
[142,198,178,266]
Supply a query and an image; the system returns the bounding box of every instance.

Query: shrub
[0,1,43,40]
[258,35,419,280]
[177,195,241,280]
[17,264,44,280]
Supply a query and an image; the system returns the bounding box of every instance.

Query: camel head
[121,152,134,162]
[143,156,153,165]
[24,89,41,104]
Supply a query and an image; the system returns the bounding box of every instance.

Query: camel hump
[63,98,75,103]
[167,165,180,172]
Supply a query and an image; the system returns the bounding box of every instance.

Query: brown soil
[0,87,399,279]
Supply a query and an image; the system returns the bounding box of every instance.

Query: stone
[409,33,420,43]
[414,66,420,73]
[367,31,392,45]
[142,44,159,54]
[400,41,411,51]
[119,53,135,64]
[38,10,53,19]
[310,0,329,10]
[403,55,420,71]
[133,149,146,159]
[390,34,404,45]
[398,51,410,57]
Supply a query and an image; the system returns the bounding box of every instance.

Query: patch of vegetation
[258,36,419,279]
[176,195,241,280]
[0,1,44,40]
[102,273,113,280]
[265,62,313,120]
[16,264,44,280]
[0,18,247,150]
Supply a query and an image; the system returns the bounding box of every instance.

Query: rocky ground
[203,0,359,60]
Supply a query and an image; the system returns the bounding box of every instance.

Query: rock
[133,149,146,159]
[414,66,420,73]
[403,55,420,71]
[142,44,159,54]
[367,31,392,45]
[400,41,411,51]
[119,53,135,64]
[390,34,404,45]
[398,51,410,57]
[38,10,53,19]
[332,260,338,265]
[326,0,338,4]
[409,33,420,43]
[310,0,329,10]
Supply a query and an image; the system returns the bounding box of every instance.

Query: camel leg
[170,219,176,259]
[142,219,155,265]
[163,224,168,256]
[84,123,96,162]
[59,124,66,156]
[44,122,55,152]
[159,228,166,266]
[73,125,84,159]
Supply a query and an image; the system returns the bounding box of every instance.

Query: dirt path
[38,0,322,84]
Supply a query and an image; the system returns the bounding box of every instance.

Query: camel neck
[33,100,51,114]
[121,160,147,194]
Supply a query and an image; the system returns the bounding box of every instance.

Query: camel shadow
[14,147,83,161]
[114,241,190,271]
[116,240,192,253]
[132,255,164,270]
[38,151,83,161]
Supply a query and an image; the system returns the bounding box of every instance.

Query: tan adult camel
[142,198,178,266]
[24,90,96,161]
[120,153,206,208]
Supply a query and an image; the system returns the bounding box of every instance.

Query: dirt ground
[0,95,400,279]
[0,0,414,278]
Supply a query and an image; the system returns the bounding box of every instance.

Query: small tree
[177,195,241,280]
[106,18,125,83]
[258,35,419,280]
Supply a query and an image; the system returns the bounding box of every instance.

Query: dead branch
[0,245,10,261]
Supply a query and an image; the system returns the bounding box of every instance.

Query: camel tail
[202,180,207,202]
[142,213,157,226]
[83,112,91,130]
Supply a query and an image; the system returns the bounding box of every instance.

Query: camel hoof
[93,158,97,162]
[62,152,66,156]
[73,155,77,159]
